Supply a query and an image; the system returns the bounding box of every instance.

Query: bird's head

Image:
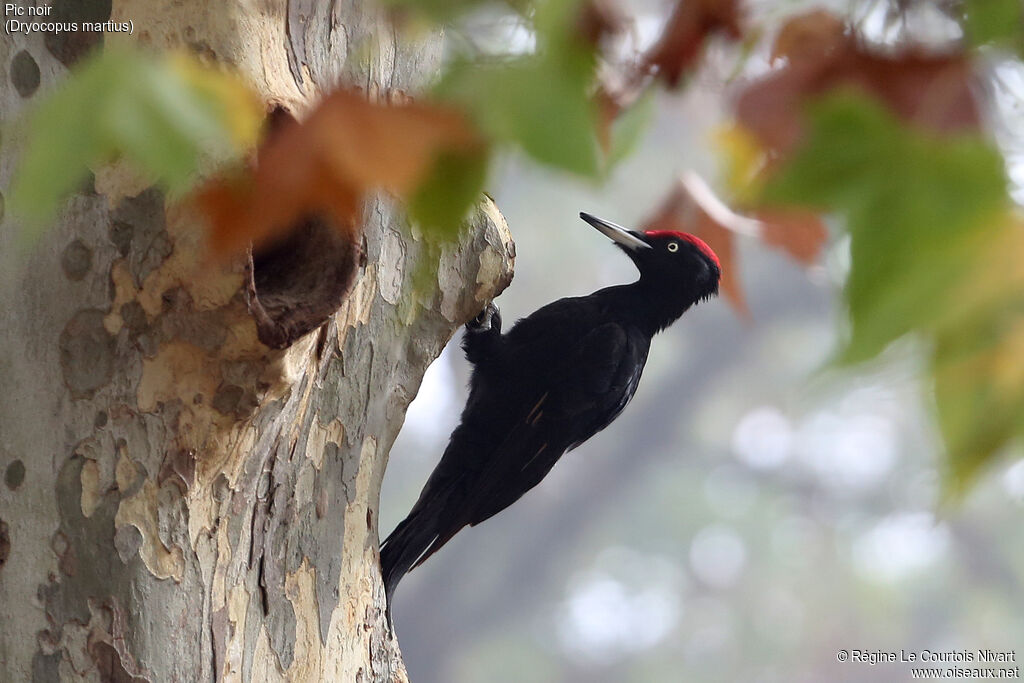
[579,212,721,303]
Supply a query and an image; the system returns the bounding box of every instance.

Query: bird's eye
[667,242,679,253]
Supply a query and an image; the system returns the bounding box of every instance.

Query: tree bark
[0,1,514,681]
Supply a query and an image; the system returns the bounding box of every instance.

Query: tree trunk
[0,2,514,681]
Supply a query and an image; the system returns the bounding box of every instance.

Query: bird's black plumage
[381,212,720,622]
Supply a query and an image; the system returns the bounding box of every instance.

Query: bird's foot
[467,302,500,333]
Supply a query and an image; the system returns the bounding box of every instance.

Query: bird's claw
[468,303,499,332]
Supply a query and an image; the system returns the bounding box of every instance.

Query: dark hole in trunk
[247,216,361,349]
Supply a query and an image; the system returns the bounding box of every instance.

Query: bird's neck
[601,281,695,337]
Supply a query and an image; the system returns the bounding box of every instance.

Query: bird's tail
[380,492,451,625]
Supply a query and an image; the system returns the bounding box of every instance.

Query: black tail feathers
[380,478,471,626]
[380,504,446,626]
[381,520,423,603]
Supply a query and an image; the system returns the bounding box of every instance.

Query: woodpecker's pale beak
[580,212,651,251]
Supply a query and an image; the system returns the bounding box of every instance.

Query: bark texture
[0,1,514,680]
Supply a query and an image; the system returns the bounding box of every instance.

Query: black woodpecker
[381,211,721,623]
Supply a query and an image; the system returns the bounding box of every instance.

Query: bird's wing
[464,321,645,526]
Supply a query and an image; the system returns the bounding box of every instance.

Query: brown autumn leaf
[576,0,626,49]
[770,9,846,65]
[594,0,738,156]
[584,0,630,155]
[594,85,622,154]
[641,173,829,316]
[693,214,747,316]
[196,89,481,256]
[641,172,752,315]
[644,0,742,88]
[753,207,827,265]
[736,10,980,156]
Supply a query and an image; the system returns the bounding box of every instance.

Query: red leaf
[736,10,980,156]
[196,89,481,257]
[753,207,828,265]
[770,9,846,65]
[644,0,743,88]
[594,86,621,155]
[640,173,829,317]
[576,0,626,49]
[641,173,752,316]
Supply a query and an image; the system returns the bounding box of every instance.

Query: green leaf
[606,88,655,171]
[436,52,600,176]
[962,0,1024,56]
[408,238,444,316]
[7,47,261,232]
[379,0,521,23]
[763,92,1023,493]
[409,147,491,240]
[933,295,1024,497]
[764,93,1007,362]
[433,0,601,176]
[6,58,110,225]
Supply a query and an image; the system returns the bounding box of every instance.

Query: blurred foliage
[763,93,1022,494]
[5,48,261,231]
[434,0,603,176]
[383,0,527,23]
[194,89,481,256]
[4,1,1023,678]
[4,0,1022,494]
[962,0,1024,56]
[409,147,492,238]
[605,89,655,170]
[436,50,599,175]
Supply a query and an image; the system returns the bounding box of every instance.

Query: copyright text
[836,649,1019,680]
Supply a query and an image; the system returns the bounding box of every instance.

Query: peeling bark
[0,2,515,681]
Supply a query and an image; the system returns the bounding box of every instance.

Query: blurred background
[381,1,1024,681]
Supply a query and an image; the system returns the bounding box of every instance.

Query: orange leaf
[594,86,621,154]
[641,173,750,316]
[596,0,738,157]
[736,10,980,156]
[644,0,742,88]
[196,89,481,256]
[576,0,626,49]
[698,214,747,316]
[770,9,846,65]
[753,207,827,265]
[639,173,828,317]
